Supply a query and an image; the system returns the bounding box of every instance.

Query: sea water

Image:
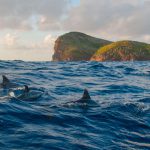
[0,60,149,150]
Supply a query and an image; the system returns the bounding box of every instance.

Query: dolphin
[76,89,91,103]
[63,89,93,106]
[9,85,43,100]
[72,89,98,107]
[0,75,18,89]
[24,85,30,93]
[0,75,43,100]
[9,85,30,99]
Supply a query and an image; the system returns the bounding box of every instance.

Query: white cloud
[44,34,56,46]
[143,35,150,42]
[0,33,56,61]
[3,33,19,47]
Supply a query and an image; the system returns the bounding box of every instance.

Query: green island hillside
[91,41,150,61]
[52,32,112,61]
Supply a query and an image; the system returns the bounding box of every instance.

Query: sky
[0,0,150,61]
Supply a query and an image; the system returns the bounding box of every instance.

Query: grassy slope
[91,41,150,61]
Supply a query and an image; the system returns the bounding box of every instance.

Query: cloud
[0,0,70,30]
[1,0,149,40]
[0,0,150,61]
[0,33,56,61]
[1,33,56,49]
[44,34,56,46]
[3,33,19,47]
[143,35,150,43]
[63,0,150,41]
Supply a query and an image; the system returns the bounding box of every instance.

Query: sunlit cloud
[0,0,149,61]
[3,33,19,47]
[0,33,56,61]
[44,34,56,46]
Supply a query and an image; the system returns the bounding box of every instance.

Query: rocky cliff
[52,32,111,61]
[91,41,150,61]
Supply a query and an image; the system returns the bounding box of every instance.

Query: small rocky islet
[52,32,150,62]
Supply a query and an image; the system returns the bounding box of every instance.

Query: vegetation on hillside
[91,41,150,61]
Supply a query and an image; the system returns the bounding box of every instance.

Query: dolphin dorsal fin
[81,89,91,100]
[24,85,30,92]
[2,75,10,85]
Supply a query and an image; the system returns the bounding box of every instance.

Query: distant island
[52,32,150,61]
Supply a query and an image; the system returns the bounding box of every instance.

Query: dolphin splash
[8,85,43,101]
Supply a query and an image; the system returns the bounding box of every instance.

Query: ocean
[0,60,149,150]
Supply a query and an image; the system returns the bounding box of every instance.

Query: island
[52,32,111,61]
[91,41,150,61]
[52,32,150,61]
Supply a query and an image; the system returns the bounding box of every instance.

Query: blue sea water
[0,60,150,150]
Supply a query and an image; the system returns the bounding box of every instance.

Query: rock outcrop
[52,32,111,61]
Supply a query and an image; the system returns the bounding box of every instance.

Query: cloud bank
[0,0,70,30]
[63,0,150,40]
[0,0,149,60]
[0,0,149,37]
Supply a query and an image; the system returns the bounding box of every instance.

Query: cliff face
[52,32,111,61]
[91,41,150,61]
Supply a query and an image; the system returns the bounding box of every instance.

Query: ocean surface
[0,60,149,150]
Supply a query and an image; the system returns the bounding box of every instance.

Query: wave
[0,61,149,150]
